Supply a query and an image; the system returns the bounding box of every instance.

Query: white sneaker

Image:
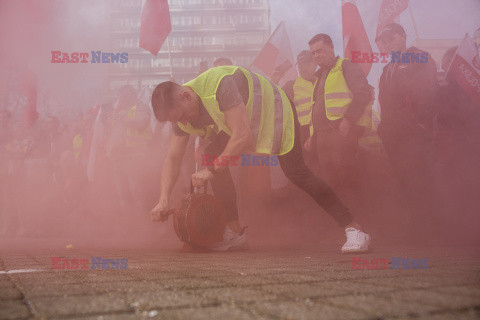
[208,226,249,252]
[341,227,371,253]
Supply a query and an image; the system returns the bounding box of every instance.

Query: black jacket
[378,47,439,137]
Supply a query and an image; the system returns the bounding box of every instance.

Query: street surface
[1,242,479,320]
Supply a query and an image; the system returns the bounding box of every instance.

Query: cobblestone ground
[0,244,479,320]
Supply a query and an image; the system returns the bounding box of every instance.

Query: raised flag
[251,21,297,86]
[139,0,172,56]
[376,0,409,50]
[447,34,480,103]
[342,0,373,76]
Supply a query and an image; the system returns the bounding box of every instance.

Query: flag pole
[408,5,420,39]
[166,35,174,80]
[445,33,467,77]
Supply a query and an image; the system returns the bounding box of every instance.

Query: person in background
[106,85,153,216]
[473,27,480,55]
[307,34,373,194]
[214,57,233,67]
[376,23,440,236]
[0,110,19,236]
[282,50,317,168]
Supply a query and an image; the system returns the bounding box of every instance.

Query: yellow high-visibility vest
[125,105,153,148]
[178,66,295,155]
[358,105,383,153]
[293,76,314,127]
[73,134,83,159]
[322,58,372,128]
[312,58,382,152]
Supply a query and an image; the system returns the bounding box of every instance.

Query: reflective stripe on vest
[73,134,83,159]
[293,76,315,126]
[178,66,294,155]
[372,108,381,130]
[323,58,372,128]
[358,128,383,153]
[125,105,153,148]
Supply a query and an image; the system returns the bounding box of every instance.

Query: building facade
[108,0,271,95]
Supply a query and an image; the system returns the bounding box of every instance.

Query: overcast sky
[269,0,480,57]
[269,0,480,96]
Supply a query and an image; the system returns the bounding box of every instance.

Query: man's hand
[150,199,169,222]
[191,168,214,188]
[338,118,351,137]
[304,137,312,151]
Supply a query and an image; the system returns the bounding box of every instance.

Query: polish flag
[139,0,172,56]
[375,0,409,50]
[447,34,480,103]
[342,0,373,76]
[251,21,297,87]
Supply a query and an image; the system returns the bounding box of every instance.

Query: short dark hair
[308,34,333,47]
[213,57,233,67]
[151,81,181,122]
[375,23,406,42]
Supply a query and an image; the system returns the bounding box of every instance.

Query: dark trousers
[278,106,353,228]
[312,122,360,189]
[204,133,239,222]
[206,104,354,228]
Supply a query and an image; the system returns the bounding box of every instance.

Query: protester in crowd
[106,85,153,216]
[0,110,19,236]
[282,50,317,168]
[214,57,233,67]
[474,27,480,55]
[307,34,373,194]
[198,61,209,74]
[435,44,480,233]
[149,65,371,253]
[376,23,440,234]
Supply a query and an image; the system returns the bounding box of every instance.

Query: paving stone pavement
[0,245,479,320]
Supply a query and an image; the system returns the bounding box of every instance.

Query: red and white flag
[251,21,297,86]
[447,34,480,103]
[342,0,373,76]
[375,0,409,50]
[139,0,172,56]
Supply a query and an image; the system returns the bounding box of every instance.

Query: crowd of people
[1,24,479,249]
[279,24,480,244]
[0,85,169,238]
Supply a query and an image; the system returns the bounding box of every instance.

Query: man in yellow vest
[307,34,373,191]
[293,50,317,166]
[150,66,371,253]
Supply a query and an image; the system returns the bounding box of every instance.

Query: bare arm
[151,133,189,221]
[159,133,189,202]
